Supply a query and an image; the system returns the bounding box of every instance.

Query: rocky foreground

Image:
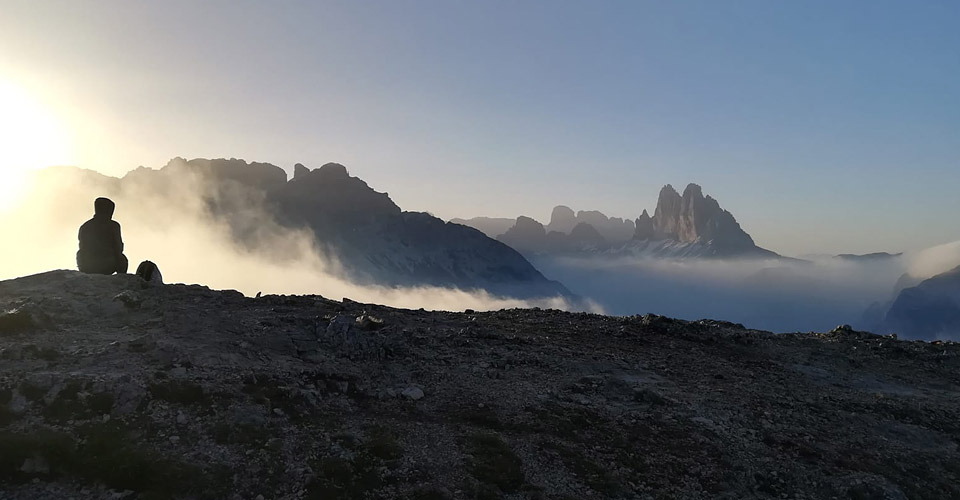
[0,272,958,500]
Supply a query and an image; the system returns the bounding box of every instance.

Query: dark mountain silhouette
[546,206,635,242]
[498,217,608,256]
[879,265,960,340]
[263,162,569,298]
[495,183,778,259]
[45,158,572,300]
[455,207,636,247]
[498,216,552,255]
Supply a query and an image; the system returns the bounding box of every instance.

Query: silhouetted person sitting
[77,197,129,275]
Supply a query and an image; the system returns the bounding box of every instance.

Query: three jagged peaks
[639,183,757,251]
[489,182,775,258]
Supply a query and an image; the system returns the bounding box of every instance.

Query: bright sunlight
[0,79,74,211]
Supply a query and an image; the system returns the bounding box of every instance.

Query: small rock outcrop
[634,209,654,240]
[546,205,577,234]
[293,162,310,180]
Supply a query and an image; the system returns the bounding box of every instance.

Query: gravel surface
[1,270,958,499]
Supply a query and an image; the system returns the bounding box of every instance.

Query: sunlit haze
[1,0,958,256]
[0,80,74,210]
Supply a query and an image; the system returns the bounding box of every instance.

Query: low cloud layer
[3,165,956,334]
[532,250,958,334]
[906,241,960,280]
[0,167,577,312]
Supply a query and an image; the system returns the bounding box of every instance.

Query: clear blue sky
[1,0,957,256]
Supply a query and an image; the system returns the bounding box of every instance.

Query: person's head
[94,197,116,219]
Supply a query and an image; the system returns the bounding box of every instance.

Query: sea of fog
[4,167,960,336]
[532,253,943,334]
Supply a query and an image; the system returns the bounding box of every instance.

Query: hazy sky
[1,0,957,256]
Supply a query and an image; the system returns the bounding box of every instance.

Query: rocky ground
[0,271,958,500]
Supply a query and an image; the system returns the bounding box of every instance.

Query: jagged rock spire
[637,183,758,252]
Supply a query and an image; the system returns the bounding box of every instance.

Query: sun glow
[0,80,75,211]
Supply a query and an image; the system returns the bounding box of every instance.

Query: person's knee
[117,254,129,274]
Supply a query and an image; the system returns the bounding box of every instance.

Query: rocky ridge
[545,207,635,244]
[448,217,517,240]
[1,271,958,499]
[492,184,778,259]
[36,159,570,301]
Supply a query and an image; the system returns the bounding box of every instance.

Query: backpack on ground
[135,260,163,284]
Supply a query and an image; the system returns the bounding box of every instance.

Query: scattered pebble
[401,386,424,400]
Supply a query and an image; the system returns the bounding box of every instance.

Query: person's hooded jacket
[77,197,126,274]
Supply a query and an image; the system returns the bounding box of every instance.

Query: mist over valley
[3,158,958,339]
[456,185,960,337]
[0,159,581,313]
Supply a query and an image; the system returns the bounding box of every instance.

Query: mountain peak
[548,206,577,233]
[682,183,703,198]
[653,184,683,238]
[638,183,770,256]
[317,162,349,179]
[542,206,633,243]
[659,184,679,197]
[274,162,401,223]
[160,157,288,191]
[634,209,654,240]
[293,163,310,179]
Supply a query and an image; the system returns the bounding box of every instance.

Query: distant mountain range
[834,252,903,262]
[39,158,571,301]
[448,217,515,240]
[455,183,779,259]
